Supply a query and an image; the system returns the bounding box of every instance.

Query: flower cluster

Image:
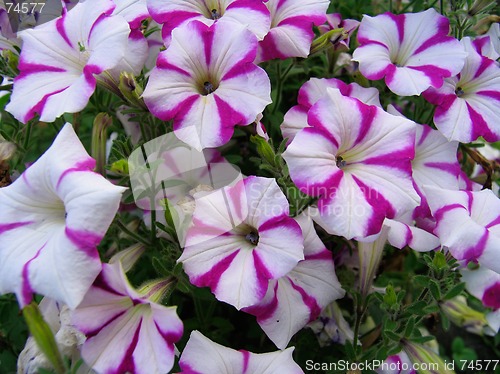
[1,0,500,373]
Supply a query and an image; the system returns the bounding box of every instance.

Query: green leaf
[22,303,65,374]
[444,282,466,300]
[404,317,415,338]
[429,279,441,300]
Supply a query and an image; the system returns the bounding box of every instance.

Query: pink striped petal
[0,124,125,308]
[424,37,500,142]
[283,88,419,240]
[112,0,149,29]
[244,214,344,349]
[143,20,271,150]
[5,0,130,123]
[353,9,466,96]
[257,0,329,62]
[424,186,500,272]
[179,331,304,374]
[461,267,500,311]
[178,176,303,309]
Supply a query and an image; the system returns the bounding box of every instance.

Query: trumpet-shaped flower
[178,176,304,310]
[72,262,183,374]
[179,331,304,374]
[257,0,329,62]
[352,9,466,96]
[281,77,381,143]
[148,0,271,46]
[423,37,500,143]
[143,20,271,150]
[5,0,130,123]
[424,186,500,274]
[243,214,345,349]
[0,124,126,308]
[283,88,420,240]
[461,267,500,311]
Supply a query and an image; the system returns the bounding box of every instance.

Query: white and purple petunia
[0,124,126,308]
[179,331,304,374]
[143,20,271,150]
[244,214,345,349]
[423,37,500,143]
[283,88,420,240]
[72,262,183,374]
[178,176,304,310]
[281,77,381,143]
[148,0,271,46]
[112,0,149,30]
[317,13,360,51]
[5,0,130,123]
[257,0,329,62]
[424,186,500,274]
[352,8,467,96]
[461,267,500,312]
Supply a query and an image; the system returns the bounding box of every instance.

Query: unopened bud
[119,72,146,109]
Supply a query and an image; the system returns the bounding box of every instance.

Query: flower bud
[440,296,489,335]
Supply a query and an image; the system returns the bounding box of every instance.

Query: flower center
[455,86,465,97]
[211,8,221,19]
[203,81,215,95]
[245,230,259,245]
[336,156,347,168]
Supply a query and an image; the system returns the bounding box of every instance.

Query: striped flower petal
[148,0,271,46]
[178,176,304,310]
[143,20,271,151]
[283,88,420,240]
[461,267,500,311]
[179,331,304,374]
[5,0,130,123]
[72,262,183,374]
[281,78,381,142]
[0,124,126,308]
[243,214,345,349]
[423,37,500,143]
[257,0,329,62]
[112,0,149,29]
[352,9,466,96]
[424,186,500,273]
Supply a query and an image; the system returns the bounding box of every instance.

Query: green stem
[115,219,151,246]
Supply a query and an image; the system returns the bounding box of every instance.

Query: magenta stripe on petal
[244,282,279,320]
[486,216,500,229]
[289,279,321,320]
[473,57,494,79]
[214,95,244,142]
[462,230,488,262]
[414,35,453,55]
[354,101,376,144]
[222,58,257,80]
[477,90,500,101]
[0,221,33,234]
[467,102,496,142]
[409,65,453,86]
[93,272,124,297]
[56,16,72,48]
[387,13,405,44]
[253,251,274,298]
[433,203,464,221]
[112,318,142,374]
[192,251,238,289]
[88,13,108,43]
[242,350,250,372]
[156,10,199,29]
[423,162,460,176]
[154,321,183,349]
[85,310,127,337]
[17,62,66,75]
[56,158,96,188]
[179,363,203,374]
[361,148,414,173]
[483,282,500,310]
[65,227,102,258]
[305,250,332,261]
[171,95,199,127]
[24,87,67,123]
[21,244,45,306]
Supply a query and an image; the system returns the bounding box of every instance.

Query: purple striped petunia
[281,77,381,143]
[424,186,500,274]
[257,0,329,62]
[148,0,271,46]
[0,124,126,308]
[179,331,304,374]
[5,0,130,123]
[243,214,345,349]
[282,88,420,240]
[423,37,500,143]
[352,8,467,96]
[461,267,500,312]
[143,20,271,151]
[178,176,304,310]
[72,262,183,374]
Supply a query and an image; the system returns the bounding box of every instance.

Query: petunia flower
[283,88,420,240]
[148,0,271,46]
[0,124,126,308]
[178,176,304,310]
[179,331,304,374]
[281,77,381,143]
[317,13,360,51]
[461,267,500,313]
[143,20,271,150]
[424,186,500,274]
[376,351,416,374]
[307,301,355,347]
[72,262,183,374]
[257,0,329,62]
[423,37,500,143]
[352,9,467,96]
[5,0,130,123]
[112,0,149,30]
[243,214,345,349]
